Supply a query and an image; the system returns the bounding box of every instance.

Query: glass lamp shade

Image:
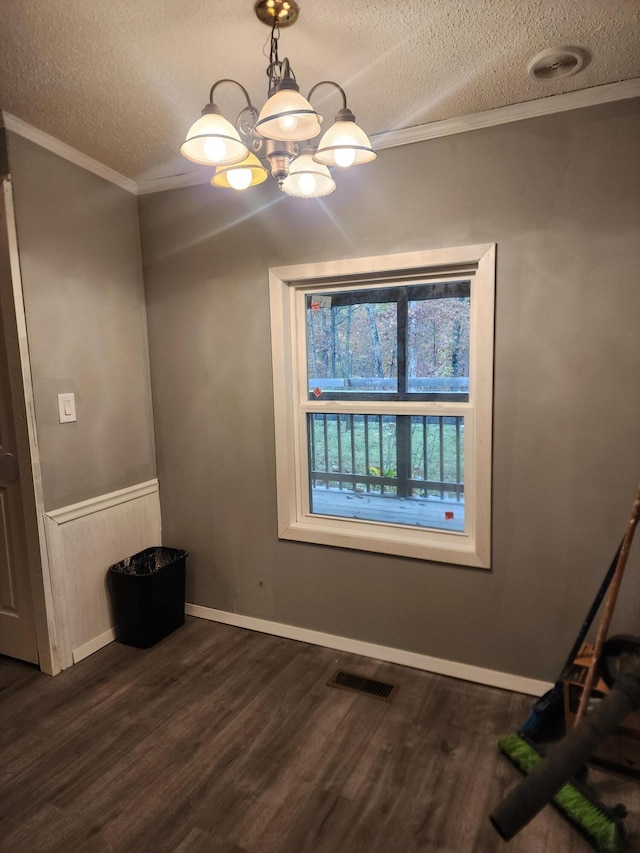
[255,89,322,142]
[180,112,249,166]
[281,153,336,198]
[211,153,269,191]
[313,120,377,167]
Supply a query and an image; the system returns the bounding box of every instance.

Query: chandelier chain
[266,21,288,95]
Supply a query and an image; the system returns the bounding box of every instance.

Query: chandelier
[180,0,376,198]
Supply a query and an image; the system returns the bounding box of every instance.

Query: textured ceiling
[1,0,639,183]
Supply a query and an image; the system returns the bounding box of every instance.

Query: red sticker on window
[445,511,454,520]
[312,387,322,398]
[311,302,320,311]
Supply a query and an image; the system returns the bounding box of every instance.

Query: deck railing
[307,413,464,502]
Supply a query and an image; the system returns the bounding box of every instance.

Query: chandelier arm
[236,104,260,138]
[307,81,348,110]
[208,79,256,111]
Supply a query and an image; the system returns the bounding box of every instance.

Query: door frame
[1,176,60,675]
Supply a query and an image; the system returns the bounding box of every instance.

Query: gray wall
[7,133,156,510]
[139,99,640,682]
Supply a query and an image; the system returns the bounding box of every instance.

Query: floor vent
[327,670,397,701]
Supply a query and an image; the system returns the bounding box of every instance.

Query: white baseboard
[185,603,551,697]
[72,627,116,664]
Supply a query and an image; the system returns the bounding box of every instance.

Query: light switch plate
[58,392,77,423]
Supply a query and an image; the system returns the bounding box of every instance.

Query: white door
[0,178,39,664]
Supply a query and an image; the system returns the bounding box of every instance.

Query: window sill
[278,515,490,569]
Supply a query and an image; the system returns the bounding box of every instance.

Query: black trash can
[108,547,188,648]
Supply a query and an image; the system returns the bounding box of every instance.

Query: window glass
[306,283,469,401]
[306,293,397,395]
[407,292,470,395]
[307,413,464,532]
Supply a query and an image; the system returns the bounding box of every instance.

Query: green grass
[308,414,464,498]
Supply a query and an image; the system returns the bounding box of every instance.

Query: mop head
[498,733,628,853]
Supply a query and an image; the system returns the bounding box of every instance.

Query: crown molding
[371,78,640,152]
[0,111,137,194]
[4,78,639,197]
[136,169,213,195]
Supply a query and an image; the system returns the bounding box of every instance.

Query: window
[269,245,495,567]
[305,282,469,531]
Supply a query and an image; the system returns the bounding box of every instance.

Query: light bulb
[227,168,253,191]
[334,147,356,168]
[298,172,317,196]
[202,136,228,163]
[278,114,298,134]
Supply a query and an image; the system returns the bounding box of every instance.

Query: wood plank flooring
[1,617,639,852]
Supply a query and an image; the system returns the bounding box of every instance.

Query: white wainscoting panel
[44,480,161,667]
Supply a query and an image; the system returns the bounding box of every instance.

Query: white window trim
[269,244,495,568]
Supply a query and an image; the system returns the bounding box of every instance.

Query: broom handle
[558,541,622,681]
[574,482,640,725]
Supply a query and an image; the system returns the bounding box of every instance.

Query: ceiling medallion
[180,2,376,198]
[254,0,299,28]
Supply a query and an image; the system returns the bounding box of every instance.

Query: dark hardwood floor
[1,617,638,852]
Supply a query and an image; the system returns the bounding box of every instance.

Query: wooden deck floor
[1,617,639,852]
[311,488,465,531]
